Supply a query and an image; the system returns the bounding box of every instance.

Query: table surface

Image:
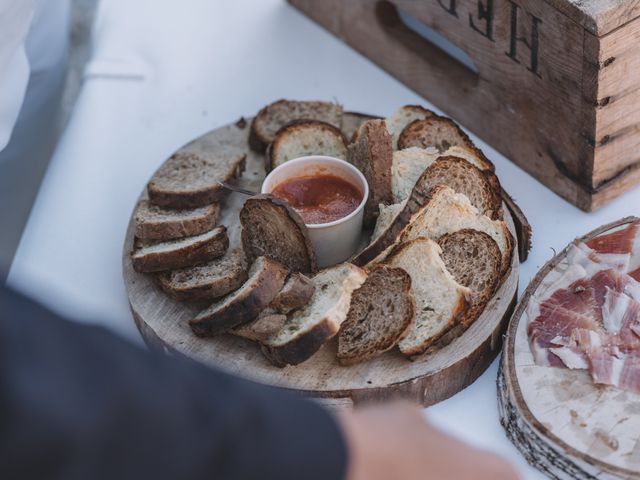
[9,1,640,478]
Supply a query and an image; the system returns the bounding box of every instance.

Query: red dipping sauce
[271,174,363,225]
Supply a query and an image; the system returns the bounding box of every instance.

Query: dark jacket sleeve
[0,285,348,480]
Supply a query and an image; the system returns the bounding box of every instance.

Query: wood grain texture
[499,217,640,480]
[123,115,520,408]
[289,0,640,211]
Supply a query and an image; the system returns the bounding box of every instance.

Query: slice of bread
[157,248,247,301]
[267,120,348,171]
[134,200,220,241]
[189,256,289,336]
[270,272,315,314]
[147,152,246,209]
[262,263,367,367]
[412,156,502,218]
[347,119,393,225]
[386,237,471,356]
[232,273,314,341]
[240,194,317,273]
[131,226,228,273]
[249,99,343,152]
[232,309,288,342]
[385,105,435,149]
[438,229,502,327]
[391,147,440,201]
[372,201,405,241]
[337,266,415,365]
[397,116,471,152]
[442,145,495,172]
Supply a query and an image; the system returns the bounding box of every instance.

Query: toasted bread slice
[131,226,228,273]
[397,116,471,152]
[134,200,220,241]
[337,266,415,365]
[386,238,471,356]
[232,273,315,341]
[385,105,435,149]
[157,248,247,301]
[189,256,289,336]
[267,120,348,171]
[347,119,393,225]
[240,194,317,273]
[147,152,246,209]
[262,263,367,367]
[249,99,343,152]
[438,229,501,327]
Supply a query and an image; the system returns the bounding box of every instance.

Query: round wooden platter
[123,113,519,409]
[499,217,640,480]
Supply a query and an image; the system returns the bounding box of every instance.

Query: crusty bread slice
[232,309,288,343]
[189,256,289,336]
[262,263,367,367]
[438,229,501,327]
[386,238,471,356]
[131,226,228,273]
[411,156,502,218]
[249,99,343,152]
[397,116,471,152]
[134,200,220,241]
[147,152,246,209]
[157,248,247,301]
[371,201,406,241]
[240,194,317,273]
[267,120,348,171]
[347,119,393,225]
[385,105,435,149]
[337,266,415,365]
[232,273,315,341]
[391,147,440,201]
[442,145,495,172]
[269,272,315,314]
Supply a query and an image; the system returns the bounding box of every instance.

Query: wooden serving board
[123,114,519,408]
[499,217,640,480]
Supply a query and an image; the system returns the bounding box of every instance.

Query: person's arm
[0,285,346,480]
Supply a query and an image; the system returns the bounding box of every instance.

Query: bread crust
[189,257,289,336]
[261,319,338,367]
[266,119,348,172]
[240,194,318,273]
[131,226,229,273]
[134,201,220,241]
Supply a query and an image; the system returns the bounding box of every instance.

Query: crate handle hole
[376,1,479,83]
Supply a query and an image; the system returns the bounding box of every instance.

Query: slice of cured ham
[528,232,640,394]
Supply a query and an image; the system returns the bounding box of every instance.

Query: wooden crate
[288,0,640,211]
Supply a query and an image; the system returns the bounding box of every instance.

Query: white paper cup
[261,155,369,268]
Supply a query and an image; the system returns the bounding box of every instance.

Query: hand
[337,401,520,480]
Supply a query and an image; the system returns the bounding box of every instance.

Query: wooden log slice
[123,112,520,408]
[499,217,640,480]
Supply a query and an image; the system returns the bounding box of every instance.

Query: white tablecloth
[9,1,640,477]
